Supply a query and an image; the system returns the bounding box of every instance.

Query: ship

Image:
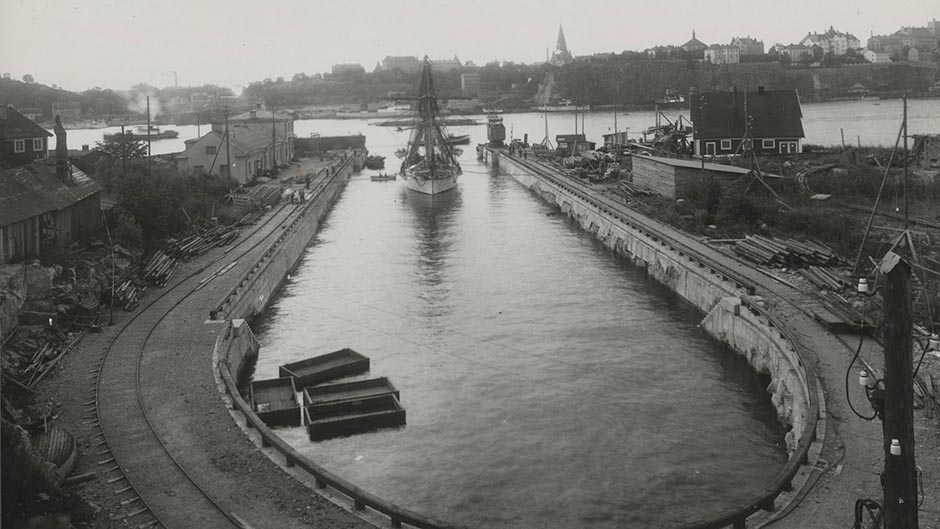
[399,58,461,195]
[445,134,471,145]
[365,154,386,169]
[654,89,687,109]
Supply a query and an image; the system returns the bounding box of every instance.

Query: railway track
[87,199,304,529]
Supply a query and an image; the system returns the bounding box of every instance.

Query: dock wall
[492,149,815,455]
[213,151,361,322]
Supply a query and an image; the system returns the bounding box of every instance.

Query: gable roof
[181,128,273,159]
[0,161,101,226]
[689,89,805,139]
[228,109,292,122]
[1,105,53,141]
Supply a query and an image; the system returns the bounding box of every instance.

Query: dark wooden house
[689,88,804,157]
[1,105,52,169]
[0,161,102,264]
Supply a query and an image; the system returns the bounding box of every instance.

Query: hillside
[0,78,125,120]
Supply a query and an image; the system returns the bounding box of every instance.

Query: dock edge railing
[214,321,460,529]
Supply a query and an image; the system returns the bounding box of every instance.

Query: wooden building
[1,105,52,169]
[631,155,752,198]
[689,87,805,157]
[0,161,102,264]
[555,134,596,155]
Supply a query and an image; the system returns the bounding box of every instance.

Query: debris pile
[733,235,842,268]
[2,329,84,391]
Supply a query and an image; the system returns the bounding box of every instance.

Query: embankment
[491,149,822,528]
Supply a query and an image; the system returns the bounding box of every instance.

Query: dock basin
[279,348,370,387]
[303,377,400,406]
[305,394,405,441]
[250,377,301,427]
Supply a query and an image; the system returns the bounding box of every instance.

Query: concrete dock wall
[217,152,361,321]
[493,151,812,453]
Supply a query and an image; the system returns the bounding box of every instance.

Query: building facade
[0,161,101,264]
[776,44,814,62]
[680,30,707,54]
[460,73,481,97]
[382,56,422,73]
[863,49,891,63]
[705,45,740,64]
[551,25,574,66]
[730,37,765,56]
[800,26,861,55]
[331,63,365,75]
[1,105,52,169]
[689,88,805,156]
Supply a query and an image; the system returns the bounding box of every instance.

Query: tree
[95,132,149,160]
[22,74,34,84]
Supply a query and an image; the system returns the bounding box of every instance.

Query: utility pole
[146,96,152,173]
[903,95,909,231]
[881,250,918,529]
[271,105,278,176]
[224,105,231,179]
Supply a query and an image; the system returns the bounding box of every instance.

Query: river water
[247,121,789,528]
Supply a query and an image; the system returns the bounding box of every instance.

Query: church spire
[551,24,572,65]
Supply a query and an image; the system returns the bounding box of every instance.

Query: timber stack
[733,235,842,268]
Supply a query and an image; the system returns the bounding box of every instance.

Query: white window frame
[205,145,217,155]
[762,139,775,149]
[13,139,25,153]
[32,138,44,151]
[720,139,732,151]
[705,142,717,155]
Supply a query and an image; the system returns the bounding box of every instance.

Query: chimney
[758,86,766,96]
[249,110,257,119]
[54,115,70,183]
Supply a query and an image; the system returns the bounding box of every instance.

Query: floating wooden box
[250,377,301,427]
[278,348,370,387]
[305,394,405,441]
[303,377,400,406]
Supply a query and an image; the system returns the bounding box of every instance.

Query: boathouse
[630,155,752,199]
[689,87,804,156]
[0,160,102,264]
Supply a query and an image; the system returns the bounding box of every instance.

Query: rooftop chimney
[758,86,766,95]
[53,115,71,183]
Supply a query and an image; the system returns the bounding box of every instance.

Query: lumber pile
[733,235,842,268]
[141,250,180,287]
[798,266,852,292]
[812,291,877,331]
[20,333,84,389]
[619,181,656,196]
[165,226,239,259]
[112,277,142,311]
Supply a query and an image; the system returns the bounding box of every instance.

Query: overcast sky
[1,0,936,92]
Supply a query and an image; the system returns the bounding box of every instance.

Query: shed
[631,155,752,198]
[0,161,102,263]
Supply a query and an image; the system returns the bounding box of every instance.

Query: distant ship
[654,89,687,109]
[486,113,505,147]
[399,58,461,196]
[537,99,590,112]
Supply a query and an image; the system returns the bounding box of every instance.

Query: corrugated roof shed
[0,162,101,226]
[1,105,53,140]
[690,89,804,139]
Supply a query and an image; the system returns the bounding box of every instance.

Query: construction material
[733,235,842,269]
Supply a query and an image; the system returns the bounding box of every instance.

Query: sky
[0,0,937,93]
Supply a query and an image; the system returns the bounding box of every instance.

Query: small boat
[279,348,370,387]
[365,154,386,169]
[303,377,400,405]
[250,377,301,427]
[445,134,471,145]
[107,126,179,141]
[370,173,397,181]
[305,394,405,441]
[394,148,408,159]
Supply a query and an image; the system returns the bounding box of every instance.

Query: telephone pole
[881,250,918,529]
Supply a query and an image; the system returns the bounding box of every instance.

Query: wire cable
[846,332,879,421]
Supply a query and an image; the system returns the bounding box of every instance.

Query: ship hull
[402,174,458,195]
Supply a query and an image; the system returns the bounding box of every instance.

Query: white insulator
[857,278,870,294]
[859,370,870,387]
[890,439,901,456]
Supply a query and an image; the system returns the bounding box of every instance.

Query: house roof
[180,128,274,159]
[637,155,754,175]
[1,105,53,141]
[689,89,805,139]
[681,36,707,50]
[0,161,101,227]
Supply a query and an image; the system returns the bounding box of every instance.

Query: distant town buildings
[704,45,740,64]
[867,18,940,58]
[775,43,815,62]
[331,63,365,75]
[460,73,480,97]
[680,30,707,54]
[550,25,573,66]
[430,56,462,72]
[51,101,81,123]
[863,49,891,64]
[730,37,765,56]
[381,56,422,74]
[800,26,861,56]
